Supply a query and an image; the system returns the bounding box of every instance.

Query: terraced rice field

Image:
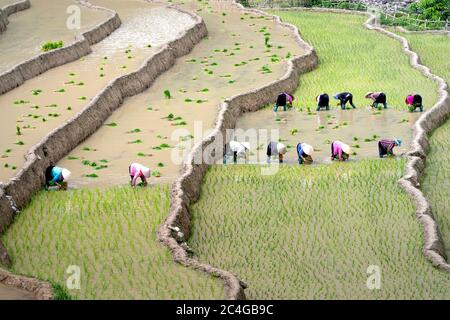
[59,0,302,186]
[189,162,450,299]
[2,186,224,299]
[399,32,450,259]
[187,11,449,299]
[0,0,196,182]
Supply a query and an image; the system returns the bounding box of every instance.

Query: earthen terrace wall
[0,0,30,33]
[0,0,121,95]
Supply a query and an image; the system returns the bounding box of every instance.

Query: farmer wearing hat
[333,92,356,110]
[129,162,151,187]
[296,142,314,164]
[378,138,402,158]
[45,165,71,190]
[223,140,250,164]
[331,140,351,161]
[365,92,387,109]
[316,93,330,111]
[273,92,294,112]
[405,94,423,112]
[267,141,287,163]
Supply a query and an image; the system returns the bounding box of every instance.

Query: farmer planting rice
[296,142,314,164]
[365,91,388,109]
[331,140,351,161]
[273,92,294,112]
[223,141,250,164]
[45,165,71,190]
[333,92,356,110]
[405,94,423,112]
[129,162,151,187]
[378,138,402,158]
[267,141,287,163]
[316,93,330,111]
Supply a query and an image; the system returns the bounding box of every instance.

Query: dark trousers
[378,142,391,158]
[340,96,356,109]
[223,143,238,164]
[373,93,387,109]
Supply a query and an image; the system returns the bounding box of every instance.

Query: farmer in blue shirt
[296,142,314,164]
[45,165,71,190]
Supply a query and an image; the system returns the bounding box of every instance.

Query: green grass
[189,161,450,299]
[272,11,439,110]
[2,186,224,300]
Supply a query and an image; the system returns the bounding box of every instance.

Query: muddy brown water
[0,0,196,182]
[0,0,110,73]
[0,283,36,300]
[58,0,303,187]
[234,107,420,164]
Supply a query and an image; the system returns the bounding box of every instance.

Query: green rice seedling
[41,41,63,52]
[48,113,60,117]
[199,88,209,92]
[185,98,193,103]
[94,165,108,170]
[259,65,272,74]
[67,156,78,160]
[67,106,72,111]
[65,80,75,85]
[126,128,141,134]
[55,88,66,94]
[79,96,87,101]
[196,100,207,104]
[82,147,96,151]
[163,90,171,99]
[157,162,164,167]
[228,80,236,84]
[128,139,143,144]
[14,141,24,145]
[31,89,42,96]
[68,72,76,76]
[85,173,98,178]
[179,134,194,142]
[290,128,298,135]
[105,122,117,127]
[398,118,409,124]
[16,126,21,136]
[152,170,161,177]
[14,100,29,105]
[173,120,187,126]
[76,82,85,86]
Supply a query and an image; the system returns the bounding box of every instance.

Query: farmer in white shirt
[223,141,250,164]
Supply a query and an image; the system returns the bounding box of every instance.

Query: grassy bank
[272,11,439,110]
[189,162,450,299]
[398,32,450,258]
[2,186,224,299]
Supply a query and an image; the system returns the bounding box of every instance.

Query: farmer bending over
[267,141,287,163]
[365,92,387,109]
[316,93,330,111]
[405,94,423,112]
[333,92,356,110]
[129,162,151,187]
[45,165,71,190]
[273,92,294,112]
[331,140,351,161]
[296,142,314,164]
[223,141,250,164]
[378,138,402,158]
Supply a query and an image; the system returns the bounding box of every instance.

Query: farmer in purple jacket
[365,92,387,109]
[273,92,294,112]
[378,138,402,158]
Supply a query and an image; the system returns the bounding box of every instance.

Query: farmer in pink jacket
[331,140,351,161]
[129,162,151,187]
[405,94,423,112]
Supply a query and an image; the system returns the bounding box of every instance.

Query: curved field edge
[156,0,318,300]
[0,4,207,299]
[398,31,450,262]
[0,0,121,95]
[0,0,30,33]
[185,9,449,299]
[189,162,450,299]
[2,186,225,299]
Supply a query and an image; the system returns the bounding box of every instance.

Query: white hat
[365,91,373,98]
[277,143,287,155]
[61,168,71,180]
[341,143,351,155]
[241,142,250,150]
[302,143,314,156]
[142,167,151,178]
